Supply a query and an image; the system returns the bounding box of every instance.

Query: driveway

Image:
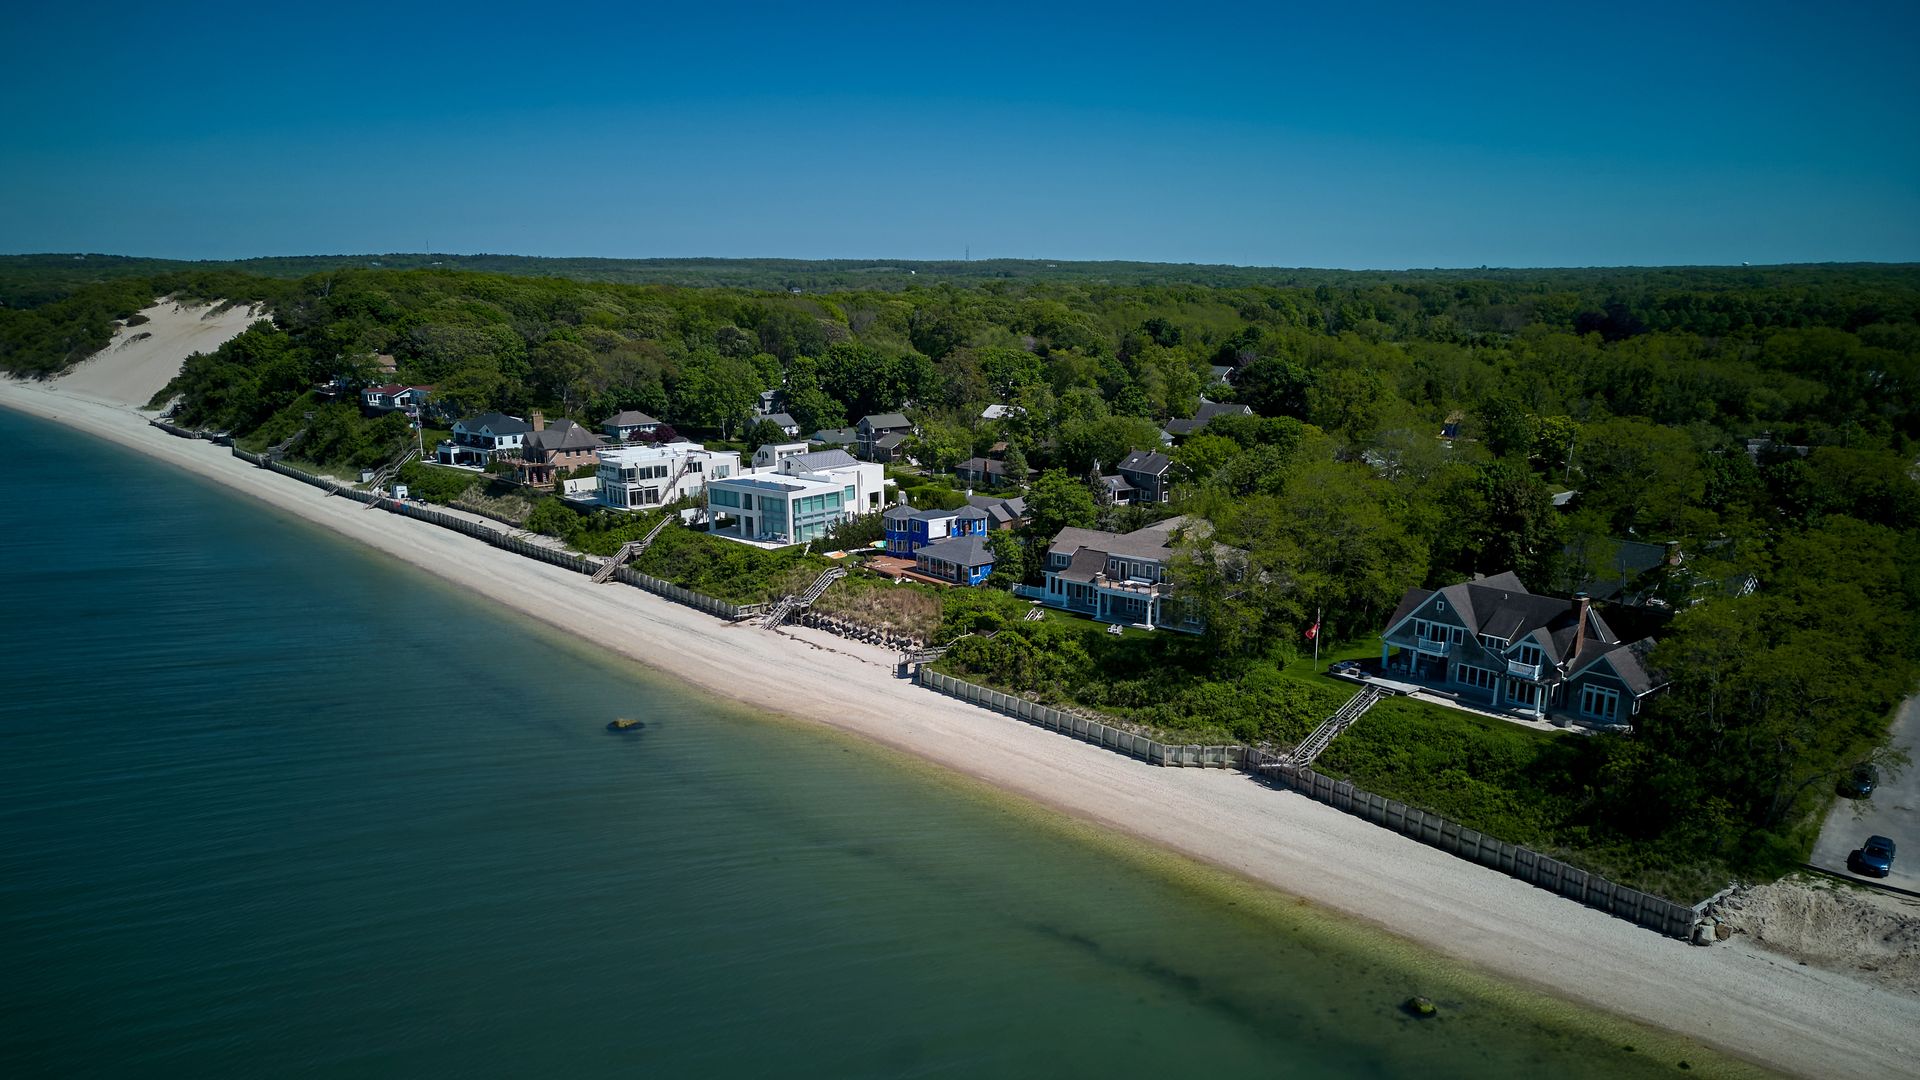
[1809,694,1920,893]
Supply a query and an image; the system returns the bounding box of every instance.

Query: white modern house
[752,441,811,469]
[595,443,740,510]
[706,449,885,545]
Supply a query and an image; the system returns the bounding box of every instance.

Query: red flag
[1305,621,1320,641]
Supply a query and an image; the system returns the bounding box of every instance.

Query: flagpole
[1312,604,1322,670]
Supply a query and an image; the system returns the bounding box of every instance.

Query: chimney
[531,410,546,432]
[1570,592,1590,665]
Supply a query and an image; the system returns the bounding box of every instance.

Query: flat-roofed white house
[752,441,811,469]
[706,449,885,544]
[595,443,740,510]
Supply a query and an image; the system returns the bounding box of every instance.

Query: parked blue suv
[1850,836,1897,878]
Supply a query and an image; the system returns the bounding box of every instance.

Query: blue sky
[2,1,1914,267]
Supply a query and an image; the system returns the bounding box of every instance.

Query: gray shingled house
[1378,572,1664,727]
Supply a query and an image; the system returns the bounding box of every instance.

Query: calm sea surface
[0,407,1721,1077]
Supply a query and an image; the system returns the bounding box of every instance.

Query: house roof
[860,412,911,430]
[966,494,1027,524]
[875,432,909,449]
[458,412,531,435]
[603,410,659,428]
[811,427,859,445]
[524,419,603,453]
[918,534,994,568]
[1118,450,1171,476]
[1386,572,1660,689]
[1056,546,1111,583]
[786,449,859,472]
[1099,474,1135,495]
[980,404,1024,420]
[1163,400,1252,437]
[764,412,798,428]
[1048,523,1179,563]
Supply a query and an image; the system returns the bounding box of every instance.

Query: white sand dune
[49,299,266,409]
[3,333,1916,1080]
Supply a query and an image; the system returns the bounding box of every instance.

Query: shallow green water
[0,407,1740,1077]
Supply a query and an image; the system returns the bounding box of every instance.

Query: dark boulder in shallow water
[607,718,645,732]
[1403,996,1438,1018]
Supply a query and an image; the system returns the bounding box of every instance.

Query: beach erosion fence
[227,446,762,621]
[918,667,1697,940]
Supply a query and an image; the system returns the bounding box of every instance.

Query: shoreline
[4,375,1916,1077]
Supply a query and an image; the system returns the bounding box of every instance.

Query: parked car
[1849,835,1897,878]
[1839,764,1878,799]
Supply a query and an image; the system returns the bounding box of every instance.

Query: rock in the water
[1403,996,1438,1018]
[607,718,645,731]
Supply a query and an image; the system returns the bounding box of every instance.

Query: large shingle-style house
[515,415,606,487]
[856,412,914,461]
[595,443,740,510]
[1379,572,1665,727]
[1116,450,1172,504]
[1163,399,1253,441]
[1039,517,1211,633]
[437,412,532,467]
[966,493,1027,531]
[601,410,662,442]
[884,502,989,556]
[915,534,995,587]
[706,450,885,544]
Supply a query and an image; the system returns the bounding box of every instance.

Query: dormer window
[1479,633,1507,650]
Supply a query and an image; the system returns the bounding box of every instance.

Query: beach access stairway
[364,447,420,494]
[1272,685,1383,768]
[591,516,674,584]
[261,426,310,464]
[758,566,848,628]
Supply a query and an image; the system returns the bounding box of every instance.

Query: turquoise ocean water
[0,407,1723,1077]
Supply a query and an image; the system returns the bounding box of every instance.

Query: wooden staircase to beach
[1270,686,1383,769]
[758,566,848,628]
[591,516,674,583]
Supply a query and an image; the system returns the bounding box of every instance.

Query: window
[1580,684,1619,721]
[1453,664,1497,691]
[1506,681,1540,708]
[1514,643,1544,668]
[1479,634,1506,650]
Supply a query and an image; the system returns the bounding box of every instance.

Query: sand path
[4,322,1916,1079]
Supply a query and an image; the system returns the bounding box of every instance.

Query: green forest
[3,254,1916,898]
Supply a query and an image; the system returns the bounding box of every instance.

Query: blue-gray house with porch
[1378,571,1663,728]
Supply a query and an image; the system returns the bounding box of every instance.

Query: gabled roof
[786,448,859,472]
[524,419,603,453]
[457,412,531,435]
[1048,522,1179,562]
[811,427,859,445]
[954,504,990,520]
[1387,572,1637,676]
[875,432,909,449]
[966,494,1027,524]
[859,412,911,430]
[764,412,799,428]
[918,534,994,568]
[1164,400,1252,437]
[1117,450,1171,475]
[603,410,659,428]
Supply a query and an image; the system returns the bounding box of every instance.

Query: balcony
[1413,637,1452,657]
[1091,575,1164,597]
[1507,659,1543,680]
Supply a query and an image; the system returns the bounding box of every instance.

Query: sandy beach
[5,310,1917,1079]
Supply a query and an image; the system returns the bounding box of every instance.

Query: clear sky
[2,1,1915,268]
